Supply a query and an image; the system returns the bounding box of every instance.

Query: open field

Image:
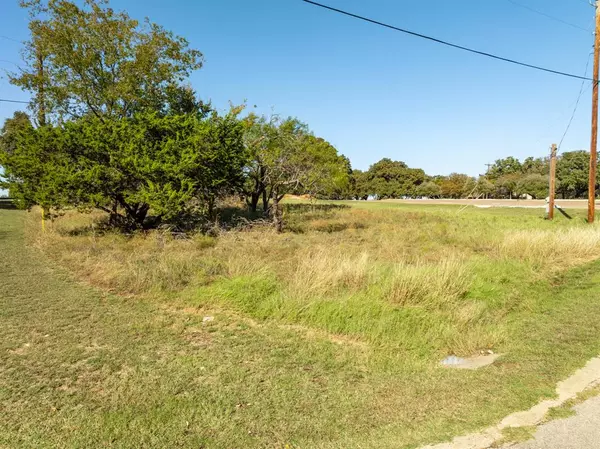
[4,202,600,448]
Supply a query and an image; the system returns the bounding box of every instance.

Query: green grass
[494,426,536,447]
[544,385,600,422]
[3,202,600,448]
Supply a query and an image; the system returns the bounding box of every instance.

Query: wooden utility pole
[548,144,557,220]
[588,0,600,223]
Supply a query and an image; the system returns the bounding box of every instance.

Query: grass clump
[501,226,600,267]
[288,248,372,298]
[386,257,471,307]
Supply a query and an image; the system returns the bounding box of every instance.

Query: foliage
[556,150,591,199]
[242,114,349,230]
[516,173,548,199]
[348,169,370,200]
[487,156,522,179]
[0,111,33,156]
[365,158,426,199]
[495,173,521,199]
[416,181,441,198]
[476,176,495,198]
[11,0,204,123]
[440,173,475,199]
[1,112,246,228]
[522,156,549,175]
[0,113,72,210]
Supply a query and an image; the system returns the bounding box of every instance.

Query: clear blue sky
[0,0,597,176]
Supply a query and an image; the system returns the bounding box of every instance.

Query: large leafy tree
[366,158,426,199]
[71,112,244,228]
[242,114,349,230]
[0,112,71,210]
[416,181,441,198]
[522,156,549,176]
[475,176,495,199]
[11,0,204,123]
[487,157,522,180]
[1,111,246,229]
[349,169,370,200]
[516,174,548,199]
[556,150,592,199]
[440,173,474,199]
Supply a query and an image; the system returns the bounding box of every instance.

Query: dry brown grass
[386,257,471,307]
[501,226,600,268]
[287,248,372,298]
[24,203,600,357]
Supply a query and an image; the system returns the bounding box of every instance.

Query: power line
[0,35,22,44]
[0,99,29,104]
[302,0,595,82]
[0,59,20,67]
[558,52,594,150]
[504,0,591,33]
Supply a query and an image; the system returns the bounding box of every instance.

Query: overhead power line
[504,0,591,33]
[0,35,22,44]
[0,99,29,104]
[558,52,594,150]
[302,0,595,82]
[0,59,21,67]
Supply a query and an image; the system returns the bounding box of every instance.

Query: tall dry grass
[287,248,372,298]
[386,258,471,307]
[501,226,600,267]
[25,203,600,356]
[27,211,222,294]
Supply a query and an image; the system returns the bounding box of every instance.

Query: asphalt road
[506,396,600,449]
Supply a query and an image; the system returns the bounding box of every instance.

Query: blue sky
[0,0,596,176]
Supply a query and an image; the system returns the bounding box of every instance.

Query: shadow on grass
[0,200,17,210]
[58,203,352,236]
[283,203,350,215]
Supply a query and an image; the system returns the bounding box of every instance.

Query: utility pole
[548,144,557,220]
[588,0,600,223]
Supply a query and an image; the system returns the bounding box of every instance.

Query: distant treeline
[339,153,594,201]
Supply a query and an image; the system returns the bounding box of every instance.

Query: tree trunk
[247,192,260,213]
[271,195,283,233]
[262,190,270,216]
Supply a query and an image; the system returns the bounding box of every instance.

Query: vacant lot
[4,202,600,448]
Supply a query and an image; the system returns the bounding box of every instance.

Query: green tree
[475,176,495,199]
[416,181,441,198]
[522,156,549,175]
[0,116,70,211]
[440,173,474,199]
[0,112,33,156]
[556,150,590,199]
[1,112,246,229]
[349,169,370,200]
[11,0,204,123]
[495,173,520,199]
[516,174,548,199]
[242,114,349,230]
[487,157,522,180]
[366,158,426,198]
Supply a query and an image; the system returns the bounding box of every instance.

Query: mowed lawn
[3,203,600,448]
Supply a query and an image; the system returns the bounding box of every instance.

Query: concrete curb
[420,357,600,449]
